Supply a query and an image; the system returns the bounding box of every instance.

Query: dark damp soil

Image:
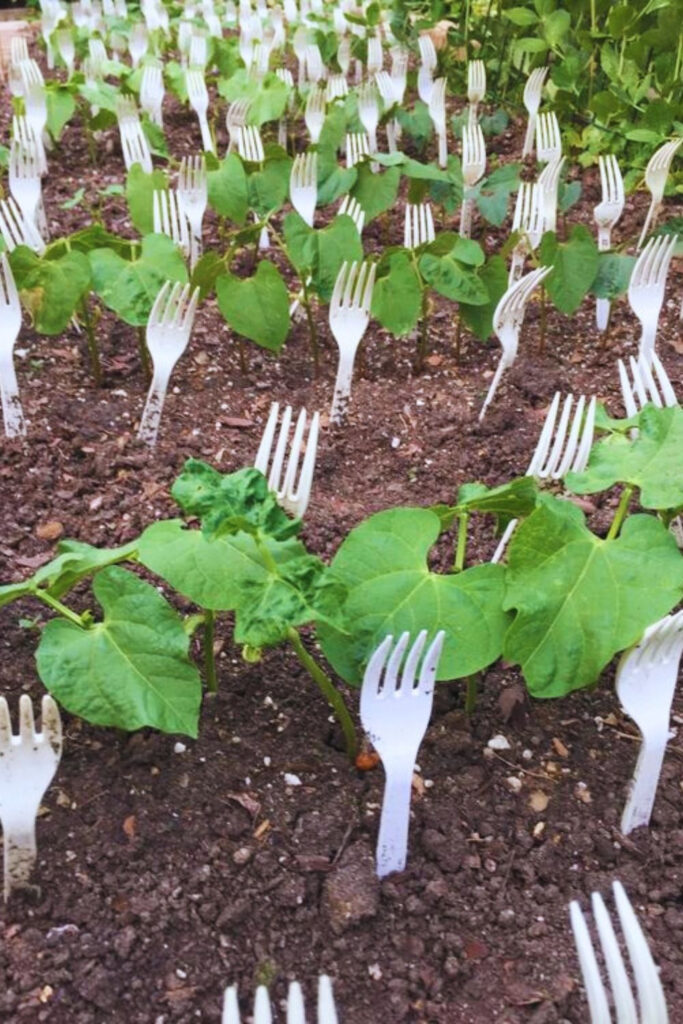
[1,59,683,1024]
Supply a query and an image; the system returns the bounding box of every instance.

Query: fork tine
[619,359,638,418]
[281,406,306,499]
[555,396,587,479]
[342,262,358,307]
[541,394,573,478]
[293,411,319,516]
[365,634,395,693]
[269,403,293,492]
[254,986,272,1024]
[149,279,172,326]
[591,891,638,1023]
[352,262,368,307]
[255,401,279,475]
[318,976,338,1024]
[0,252,20,307]
[41,695,62,748]
[399,630,427,693]
[331,261,348,311]
[18,693,36,743]
[651,351,677,406]
[287,981,305,1024]
[383,632,410,694]
[362,263,376,313]
[613,882,669,1024]
[419,630,445,694]
[572,397,596,472]
[570,900,612,1023]
[0,697,11,752]
[527,392,561,475]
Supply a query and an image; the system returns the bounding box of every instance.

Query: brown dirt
[1,74,683,1024]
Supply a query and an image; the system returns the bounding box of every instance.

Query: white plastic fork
[417,34,436,104]
[628,234,677,360]
[138,281,199,446]
[290,152,317,227]
[12,115,46,176]
[186,69,215,155]
[637,138,682,251]
[594,154,625,330]
[140,63,164,127]
[346,131,370,168]
[361,630,445,878]
[305,86,326,145]
[177,155,207,270]
[366,34,383,76]
[491,392,596,562]
[0,196,45,255]
[618,351,677,421]
[328,260,376,424]
[326,73,348,103]
[254,402,319,518]
[428,76,447,169]
[0,695,62,900]
[537,154,565,234]
[374,71,398,152]
[358,82,380,156]
[536,110,561,163]
[570,880,669,1023]
[467,59,486,124]
[222,976,338,1024]
[56,27,75,75]
[129,21,149,67]
[9,141,44,241]
[522,66,548,158]
[616,610,683,835]
[153,189,191,260]
[389,45,408,106]
[508,182,544,285]
[479,264,552,421]
[337,195,365,236]
[226,98,251,155]
[20,61,48,151]
[460,121,486,237]
[119,117,154,173]
[305,43,325,84]
[0,254,26,438]
[404,202,434,249]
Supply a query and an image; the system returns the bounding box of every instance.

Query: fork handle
[3,821,37,900]
[597,227,612,251]
[376,769,414,877]
[0,355,26,439]
[138,372,169,447]
[437,131,448,170]
[198,117,215,156]
[636,198,659,252]
[620,738,668,835]
[278,117,287,149]
[522,114,536,159]
[459,196,474,238]
[595,298,611,333]
[330,347,359,425]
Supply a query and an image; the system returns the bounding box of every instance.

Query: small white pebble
[488,734,511,751]
[263,756,272,767]
[391,436,400,449]
[173,742,187,754]
[368,963,382,981]
[522,748,533,761]
[284,773,302,786]
[176,969,187,980]
[506,776,522,793]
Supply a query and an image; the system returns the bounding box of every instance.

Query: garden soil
[1,83,683,1023]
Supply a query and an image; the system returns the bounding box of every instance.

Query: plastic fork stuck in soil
[361,630,445,877]
[223,976,338,1023]
[254,402,320,518]
[0,695,63,901]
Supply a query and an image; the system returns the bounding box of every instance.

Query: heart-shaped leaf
[8,247,91,334]
[216,260,289,350]
[89,233,188,326]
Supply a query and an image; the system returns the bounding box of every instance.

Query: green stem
[465,674,478,715]
[137,326,152,382]
[453,512,469,572]
[539,286,547,355]
[607,485,634,540]
[302,279,320,375]
[287,628,358,762]
[416,287,430,373]
[203,610,217,693]
[34,589,88,627]
[79,297,102,386]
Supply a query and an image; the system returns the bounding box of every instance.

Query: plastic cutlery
[254,402,319,518]
[222,976,338,1024]
[637,138,682,251]
[628,233,677,361]
[328,260,375,424]
[522,66,548,158]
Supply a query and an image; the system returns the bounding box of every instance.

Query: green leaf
[567,405,683,510]
[459,254,508,340]
[395,101,433,150]
[589,252,636,299]
[36,567,202,736]
[247,152,292,218]
[433,477,539,530]
[504,6,539,25]
[472,163,522,226]
[141,115,169,159]
[60,187,86,210]
[0,538,138,607]
[89,234,188,327]
[539,225,599,314]
[371,249,422,336]
[216,261,290,351]
[190,249,224,300]
[207,152,249,224]
[419,249,490,305]
[558,179,582,214]
[125,164,169,235]
[217,70,289,124]
[8,247,91,335]
[46,86,76,141]
[282,212,363,302]
[350,163,401,221]
[503,498,683,697]
[172,462,298,541]
[317,507,511,685]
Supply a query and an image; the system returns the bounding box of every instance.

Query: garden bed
[1,84,683,1024]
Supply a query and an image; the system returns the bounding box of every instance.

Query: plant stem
[465,674,478,715]
[79,297,102,386]
[302,279,320,374]
[454,309,462,362]
[539,285,547,355]
[203,610,217,693]
[287,628,358,762]
[137,326,152,382]
[237,337,249,375]
[416,288,430,373]
[34,589,88,628]
[607,485,634,540]
[453,512,469,572]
